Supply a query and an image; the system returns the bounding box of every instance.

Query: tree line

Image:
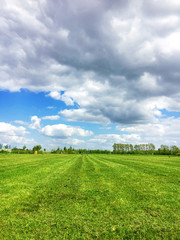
[1,143,180,155]
[0,145,111,154]
[51,146,111,154]
[112,143,180,155]
[0,144,11,150]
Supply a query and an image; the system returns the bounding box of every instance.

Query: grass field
[0,154,179,239]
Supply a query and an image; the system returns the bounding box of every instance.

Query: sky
[1,0,180,150]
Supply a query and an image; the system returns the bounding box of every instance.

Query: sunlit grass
[0,154,179,239]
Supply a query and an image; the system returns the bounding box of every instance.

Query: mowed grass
[0,154,179,239]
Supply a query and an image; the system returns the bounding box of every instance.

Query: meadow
[0,154,179,239]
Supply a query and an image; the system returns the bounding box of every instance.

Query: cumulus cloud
[47,91,74,106]
[42,115,60,120]
[117,117,180,147]
[29,115,61,128]
[87,133,141,150]
[29,116,41,129]
[0,122,27,136]
[60,108,110,124]
[41,124,93,138]
[0,122,34,146]
[47,91,61,100]
[0,0,180,125]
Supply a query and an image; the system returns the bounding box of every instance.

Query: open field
[0,154,179,239]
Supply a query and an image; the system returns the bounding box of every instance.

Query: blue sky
[1,0,180,150]
[0,90,73,122]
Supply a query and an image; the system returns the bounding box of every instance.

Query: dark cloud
[1,0,180,124]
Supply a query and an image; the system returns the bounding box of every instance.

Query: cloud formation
[0,122,34,146]
[0,0,180,126]
[42,115,60,120]
[29,116,41,130]
[41,124,93,138]
[47,91,74,105]
[117,117,180,147]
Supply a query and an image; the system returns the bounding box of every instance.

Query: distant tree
[4,145,8,149]
[51,149,56,153]
[0,144,2,149]
[134,144,139,152]
[158,145,170,155]
[170,145,179,155]
[33,145,42,152]
[23,145,26,150]
[112,143,117,153]
[149,143,155,151]
[44,148,46,152]
[68,146,73,154]
[160,145,169,150]
[113,143,157,154]
[130,144,134,152]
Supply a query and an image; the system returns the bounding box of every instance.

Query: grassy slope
[0,154,179,239]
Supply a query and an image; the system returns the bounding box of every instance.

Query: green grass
[0,154,179,239]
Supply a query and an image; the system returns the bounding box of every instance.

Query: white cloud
[90,134,141,143]
[42,115,60,120]
[87,133,141,150]
[29,116,41,129]
[137,72,161,92]
[143,96,180,112]
[41,124,93,138]
[61,93,74,106]
[14,120,28,125]
[0,122,34,146]
[47,91,74,106]
[47,91,61,100]
[157,32,180,55]
[117,117,180,147]
[0,122,27,136]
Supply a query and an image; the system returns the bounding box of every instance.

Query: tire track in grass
[0,154,179,239]
[35,155,129,239]
[0,154,74,199]
[98,154,180,169]
[0,154,72,181]
[89,154,179,202]
[75,155,144,239]
[102,154,180,170]
[86,154,153,238]
[32,155,89,240]
[0,155,86,239]
[97,155,180,185]
[13,154,86,240]
[68,154,124,239]
[92,154,180,208]
[0,154,81,239]
[87,154,180,239]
